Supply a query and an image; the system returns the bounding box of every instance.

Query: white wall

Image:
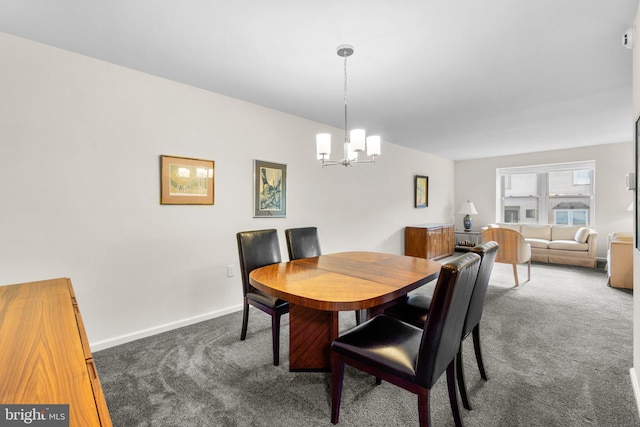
[0,33,455,350]
[632,2,640,415]
[454,142,634,260]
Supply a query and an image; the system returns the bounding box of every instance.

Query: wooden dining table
[249,251,442,371]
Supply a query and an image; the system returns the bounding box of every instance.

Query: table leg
[289,303,338,372]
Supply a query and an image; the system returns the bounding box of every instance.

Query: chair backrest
[236,229,282,297]
[416,252,481,389]
[609,231,633,245]
[285,227,321,260]
[482,227,530,264]
[463,241,499,337]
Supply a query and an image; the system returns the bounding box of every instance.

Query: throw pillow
[574,227,589,243]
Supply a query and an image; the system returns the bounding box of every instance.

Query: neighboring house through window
[497,161,595,226]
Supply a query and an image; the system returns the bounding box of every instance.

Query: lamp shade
[316,133,331,158]
[366,135,381,156]
[459,200,478,215]
[347,140,359,161]
[350,129,366,152]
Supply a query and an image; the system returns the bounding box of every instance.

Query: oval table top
[249,251,441,311]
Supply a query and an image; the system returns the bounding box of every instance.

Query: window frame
[497,161,595,226]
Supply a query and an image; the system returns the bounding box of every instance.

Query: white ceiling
[0,0,637,160]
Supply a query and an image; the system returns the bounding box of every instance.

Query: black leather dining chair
[284,227,361,325]
[330,252,481,427]
[236,229,289,366]
[383,241,499,410]
[285,227,322,260]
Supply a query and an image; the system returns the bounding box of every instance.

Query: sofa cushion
[574,227,590,243]
[526,238,551,249]
[548,240,589,251]
[497,223,521,232]
[551,225,581,241]
[522,224,551,240]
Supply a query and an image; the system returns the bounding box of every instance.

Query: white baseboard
[89,304,242,352]
[630,367,640,419]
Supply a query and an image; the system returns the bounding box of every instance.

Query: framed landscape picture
[415,175,428,208]
[254,160,287,217]
[160,155,215,205]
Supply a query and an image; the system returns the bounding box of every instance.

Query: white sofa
[484,223,598,268]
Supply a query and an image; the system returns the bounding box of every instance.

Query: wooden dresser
[405,223,455,260]
[0,278,112,426]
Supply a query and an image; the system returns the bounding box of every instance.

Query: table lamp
[459,200,478,231]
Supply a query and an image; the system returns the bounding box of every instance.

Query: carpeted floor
[94,260,639,426]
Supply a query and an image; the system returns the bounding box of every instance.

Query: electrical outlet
[227,264,235,277]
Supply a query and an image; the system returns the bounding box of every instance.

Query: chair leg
[446,360,464,427]
[527,259,531,282]
[472,324,488,381]
[512,264,519,286]
[417,387,432,427]
[331,356,345,425]
[240,300,249,340]
[355,309,361,325]
[271,312,281,366]
[456,342,472,410]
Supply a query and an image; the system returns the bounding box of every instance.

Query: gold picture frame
[415,175,428,208]
[160,155,215,205]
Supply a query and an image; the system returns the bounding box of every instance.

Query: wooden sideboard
[0,278,112,427]
[405,224,455,260]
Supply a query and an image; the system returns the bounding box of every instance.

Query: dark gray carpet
[94,260,639,426]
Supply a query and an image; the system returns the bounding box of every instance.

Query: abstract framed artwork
[160,155,215,205]
[415,175,428,208]
[254,160,287,217]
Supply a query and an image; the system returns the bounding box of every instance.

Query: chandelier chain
[344,53,348,144]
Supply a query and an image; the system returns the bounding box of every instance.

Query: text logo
[0,405,68,427]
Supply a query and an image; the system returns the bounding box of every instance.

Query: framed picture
[254,160,287,217]
[160,155,215,205]
[415,175,428,208]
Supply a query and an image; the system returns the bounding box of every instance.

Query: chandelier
[316,44,381,167]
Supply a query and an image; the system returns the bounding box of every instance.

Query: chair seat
[332,314,423,382]
[247,289,288,309]
[383,294,432,328]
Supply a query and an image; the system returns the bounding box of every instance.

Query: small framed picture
[160,155,215,205]
[254,160,287,217]
[415,175,428,208]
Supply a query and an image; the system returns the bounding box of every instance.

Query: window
[500,172,538,224]
[504,206,520,223]
[554,209,588,225]
[497,161,595,226]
